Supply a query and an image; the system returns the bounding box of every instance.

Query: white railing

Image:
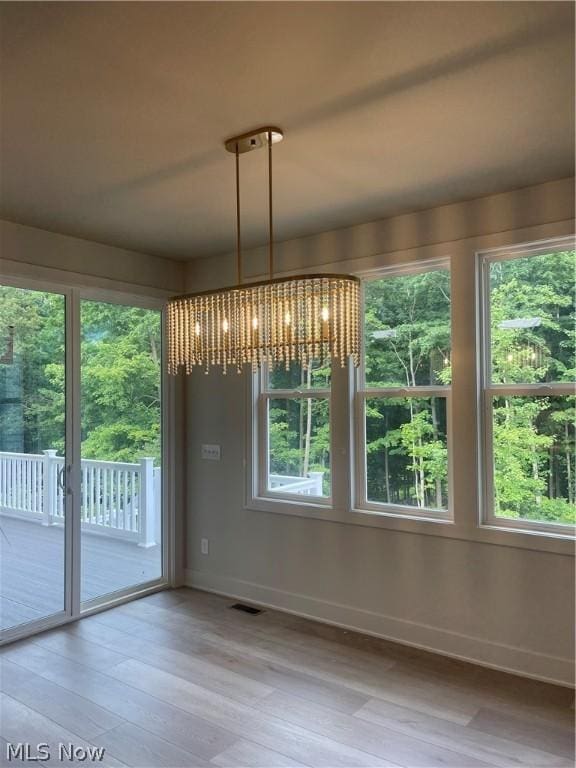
[0,450,160,547]
[269,471,324,496]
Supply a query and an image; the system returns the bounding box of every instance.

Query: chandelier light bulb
[195,322,201,336]
[321,306,329,322]
[222,318,229,333]
[252,317,258,330]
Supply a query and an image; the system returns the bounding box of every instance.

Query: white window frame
[249,362,334,511]
[478,235,576,538]
[354,258,454,521]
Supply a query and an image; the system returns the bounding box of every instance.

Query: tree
[488,250,575,523]
[0,288,161,465]
[364,270,451,508]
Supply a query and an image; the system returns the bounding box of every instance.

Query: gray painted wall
[1,219,185,292]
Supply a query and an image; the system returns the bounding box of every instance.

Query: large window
[248,238,574,549]
[357,262,451,518]
[480,241,575,533]
[257,360,331,502]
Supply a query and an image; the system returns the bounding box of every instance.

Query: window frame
[252,363,334,508]
[478,235,576,538]
[354,258,454,522]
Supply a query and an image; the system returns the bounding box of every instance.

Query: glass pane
[267,397,330,497]
[364,269,451,388]
[492,395,575,526]
[267,359,331,390]
[489,250,576,384]
[366,397,448,510]
[80,301,162,603]
[0,285,66,630]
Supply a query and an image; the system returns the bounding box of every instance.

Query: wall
[0,219,185,294]
[184,178,576,686]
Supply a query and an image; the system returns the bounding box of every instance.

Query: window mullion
[486,384,574,397]
[360,386,450,398]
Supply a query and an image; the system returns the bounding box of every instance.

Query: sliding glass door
[0,285,69,633]
[80,299,162,605]
[0,281,166,642]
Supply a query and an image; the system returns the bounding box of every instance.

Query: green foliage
[80,303,161,463]
[488,251,575,524]
[364,270,451,509]
[366,397,448,509]
[267,359,331,495]
[0,288,161,465]
[365,269,451,387]
[363,254,575,523]
[268,396,331,494]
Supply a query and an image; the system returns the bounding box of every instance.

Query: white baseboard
[184,569,574,688]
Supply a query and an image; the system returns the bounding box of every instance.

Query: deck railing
[0,451,323,545]
[269,471,324,496]
[0,450,160,547]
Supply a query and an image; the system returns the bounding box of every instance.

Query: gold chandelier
[167,127,360,374]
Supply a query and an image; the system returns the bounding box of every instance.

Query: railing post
[42,449,57,525]
[154,467,161,547]
[309,471,324,496]
[138,457,156,547]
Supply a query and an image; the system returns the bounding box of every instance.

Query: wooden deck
[0,515,161,631]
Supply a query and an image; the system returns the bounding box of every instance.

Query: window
[480,239,575,533]
[357,262,451,518]
[257,360,331,502]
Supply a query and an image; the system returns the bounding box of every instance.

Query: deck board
[0,515,161,631]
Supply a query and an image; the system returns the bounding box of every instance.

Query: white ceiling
[1,1,574,261]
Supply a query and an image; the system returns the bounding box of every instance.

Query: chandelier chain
[268,129,274,279]
[235,143,242,284]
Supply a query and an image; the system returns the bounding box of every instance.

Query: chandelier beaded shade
[167,127,360,375]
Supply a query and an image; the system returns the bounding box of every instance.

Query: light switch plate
[201,444,221,461]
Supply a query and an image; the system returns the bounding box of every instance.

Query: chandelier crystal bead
[167,274,360,375]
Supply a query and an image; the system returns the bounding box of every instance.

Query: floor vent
[230,603,263,615]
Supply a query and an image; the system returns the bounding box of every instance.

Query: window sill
[479,519,575,542]
[354,503,452,523]
[244,497,574,555]
[245,495,348,523]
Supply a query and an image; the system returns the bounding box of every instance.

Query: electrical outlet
[201,538,209,555]
[201,444,221,461]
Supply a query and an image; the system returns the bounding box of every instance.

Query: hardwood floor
[0,588,573,767]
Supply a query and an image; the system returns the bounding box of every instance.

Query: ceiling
[1,2,574,261]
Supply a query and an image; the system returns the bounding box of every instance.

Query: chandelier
[167,127,360,374]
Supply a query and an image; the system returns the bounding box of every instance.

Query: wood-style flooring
[0,588,574,767]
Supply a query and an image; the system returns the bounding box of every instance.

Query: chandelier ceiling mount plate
[224,126,284,155]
